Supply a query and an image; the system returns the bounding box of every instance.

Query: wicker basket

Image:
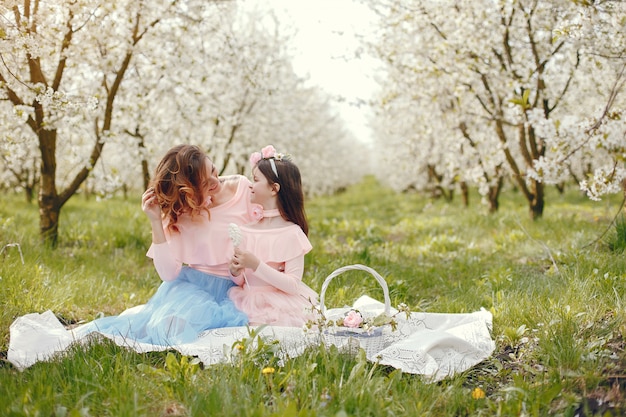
[319,264,394,359]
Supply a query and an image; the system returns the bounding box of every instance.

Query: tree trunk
[37,120,61,246]
[445,188,454,202]
[139,136,150,191]
[38,186,60,246]
[460,181,469,207]
[487,193,498,213]
[528,178,544,219]
[555,183,565,194]
[623,178,626,214]
[38,194,60,246]
[487,177,504,213]
[142,159,150,191]
[127,127,151,190]
[24,186,34,204]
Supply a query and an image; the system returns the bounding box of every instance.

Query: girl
[228,145,318,327]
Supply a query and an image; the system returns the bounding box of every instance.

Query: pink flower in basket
[343,310,364,328]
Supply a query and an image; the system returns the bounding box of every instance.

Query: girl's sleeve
[149,242,182,282]
[254,256,304,295]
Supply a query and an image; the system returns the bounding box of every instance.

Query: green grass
[1,177,625,416]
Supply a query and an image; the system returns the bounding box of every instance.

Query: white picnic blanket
[8,296,495,382]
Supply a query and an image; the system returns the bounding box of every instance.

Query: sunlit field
[1,177,625,416]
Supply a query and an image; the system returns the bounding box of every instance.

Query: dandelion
[471,387,486,399]
[262,366,276,393]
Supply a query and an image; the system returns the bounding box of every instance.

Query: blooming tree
[368,0,625,217]
[0,111,39,202]
[528,0,626,201]
[94,3,366,198]
[1,0,368,247]
[0,0,187,245]
[208,5,369,196]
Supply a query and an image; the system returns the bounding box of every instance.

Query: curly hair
[150,145,211,233]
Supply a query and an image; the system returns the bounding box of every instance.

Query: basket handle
[319,264,391,315]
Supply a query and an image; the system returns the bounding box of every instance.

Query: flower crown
[249,145,290,177]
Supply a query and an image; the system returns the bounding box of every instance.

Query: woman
[75,144,256,345]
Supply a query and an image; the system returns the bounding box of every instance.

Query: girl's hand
[142,187,162,222]
[232,248,260,271]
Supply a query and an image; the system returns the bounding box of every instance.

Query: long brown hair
[256,158,308,235]
[150,145,211,232]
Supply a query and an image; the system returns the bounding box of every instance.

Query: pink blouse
[146,175,255,281]
[231,223,312,293]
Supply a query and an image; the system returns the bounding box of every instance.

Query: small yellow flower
[235,343,244,351]
[262,367,275,375]
[471,387,486,399]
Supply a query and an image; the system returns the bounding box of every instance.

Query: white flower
[228,223,242,247]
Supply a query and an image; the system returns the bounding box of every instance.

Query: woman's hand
[231,247,260,272]
[229,261,243,278]
[142,187,162,222]
[142,187,167,244]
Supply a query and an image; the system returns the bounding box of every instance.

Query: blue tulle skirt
[74,267,248,345]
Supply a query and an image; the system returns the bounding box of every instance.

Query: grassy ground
[1,177,625,416]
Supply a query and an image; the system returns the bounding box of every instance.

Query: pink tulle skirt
[229,283,318,327]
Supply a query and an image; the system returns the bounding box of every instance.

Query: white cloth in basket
[8,295,494,382]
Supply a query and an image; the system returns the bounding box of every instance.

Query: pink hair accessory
[249,145,277,166]
[261,145,276,158]
[249,145,289,177]
[249,153,260,167]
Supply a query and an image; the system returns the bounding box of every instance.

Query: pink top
[146,175,255,281]
[232,223,312,294]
